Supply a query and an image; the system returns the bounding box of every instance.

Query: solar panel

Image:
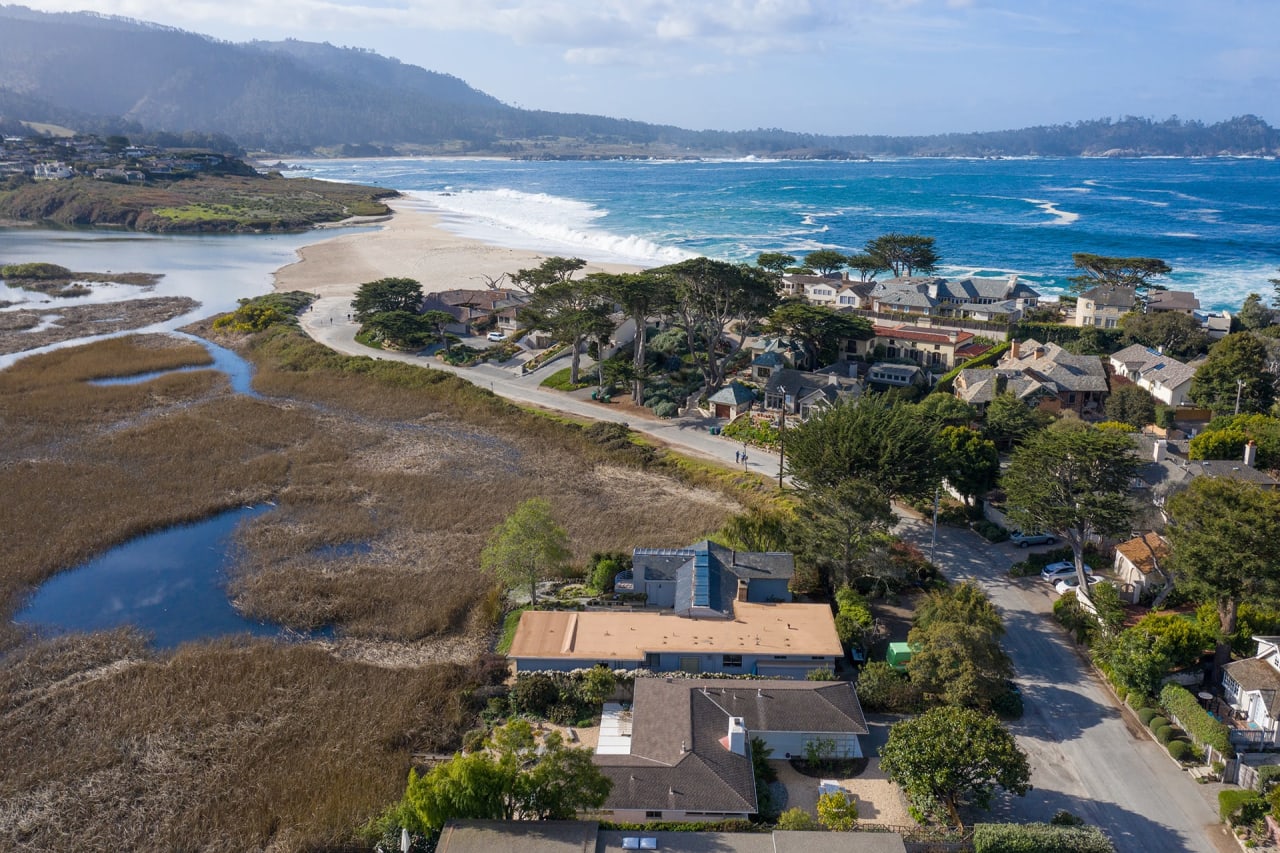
[692,547,711,608]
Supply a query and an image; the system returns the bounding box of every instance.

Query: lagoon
[14,505,307,648]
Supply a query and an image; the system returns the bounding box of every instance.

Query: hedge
[973,822,1116,853]
[1168,740,1191,762]
[1256,764,1280,792]
[1137,707,1159,725]
[1147,716,1169,732]
[934,341,1011,392]
[1160,684,1232,755]
[1155,725,1179,745]
[1218,789,1267,825]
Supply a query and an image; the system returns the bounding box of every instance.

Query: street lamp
[1235,378,1246,416]
[930,485,940,565]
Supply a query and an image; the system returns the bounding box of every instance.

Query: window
[722,654,743,668]
[645,811,663,819]
[645,653,660,668]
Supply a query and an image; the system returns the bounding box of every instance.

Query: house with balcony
[843,323,986,371]
[1147,290,1201,315]
[1222,637,1280,748]
[1073,284,1137,328]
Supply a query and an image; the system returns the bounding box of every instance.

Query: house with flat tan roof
[508,602,841,678]
[509,542,840,677]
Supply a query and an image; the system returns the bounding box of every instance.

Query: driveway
[895,514,1237,853]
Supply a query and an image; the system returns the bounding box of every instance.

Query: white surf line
[1022,198,1080,225]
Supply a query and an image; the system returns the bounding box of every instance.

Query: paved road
[301,298,1234,852]
[301,297,775,474]
[895,515,1235,853]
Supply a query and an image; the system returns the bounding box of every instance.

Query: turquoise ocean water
[289,156,1280,312]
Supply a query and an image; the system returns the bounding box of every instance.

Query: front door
[679,656,701,674]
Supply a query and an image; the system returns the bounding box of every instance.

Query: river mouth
[14,505,330,648]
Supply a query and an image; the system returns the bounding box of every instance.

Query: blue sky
[20,0,1280,135]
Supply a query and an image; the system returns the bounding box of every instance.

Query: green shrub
[1147,716,1169,732]
[991,686,1024,720]
[1255,764,1280,792]
[973,519,1009,543]
[1168,740,1191,762]
[855,661,922,713]
[775,807,819,830]
[1219,789,1267,825]
[1160,683,1232,755]
[509,673,560,717]
[652,401,679,418]
[1137,707,1159,725]
[973,822,1116,853]
[548,702,579,725]
[1155,725,1179,745]
[1050,810,1085,826]
[461,727,488,753]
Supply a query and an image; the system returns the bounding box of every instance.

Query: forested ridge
[1,5,1276,158]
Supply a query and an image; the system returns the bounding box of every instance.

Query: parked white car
[486,331,506,342]
[1054,575,1102,595]
[1041,561,1092,582]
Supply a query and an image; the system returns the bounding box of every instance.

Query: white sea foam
[1021,198,1080,225]
[405,188,694,266]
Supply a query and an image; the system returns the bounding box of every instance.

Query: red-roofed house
[842,323,977,370]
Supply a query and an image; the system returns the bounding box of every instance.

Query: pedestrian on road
[742,452,748,468]
[734,450,740,463]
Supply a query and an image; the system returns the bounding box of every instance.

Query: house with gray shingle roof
[999,339,1110,417]
[593,679,868,822]
[761,367,862,419]
[1073,284,1137,329]
[868,275,1039,324]
[1109,344,1197,406]
[952,368,1052,413]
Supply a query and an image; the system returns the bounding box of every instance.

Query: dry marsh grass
[0,632,480,853]
[0,326,745,850]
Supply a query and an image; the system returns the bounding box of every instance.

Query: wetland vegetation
[0,319,753,850]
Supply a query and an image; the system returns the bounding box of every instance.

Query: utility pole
[1235,378,1245,416]
[930,485,940,564]
[778,394,791,489]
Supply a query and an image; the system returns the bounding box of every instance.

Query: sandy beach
[273,199,643,298]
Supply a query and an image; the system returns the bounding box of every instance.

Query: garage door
[754,662,814,679]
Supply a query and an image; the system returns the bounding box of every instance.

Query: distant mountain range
[2,4,1278,159]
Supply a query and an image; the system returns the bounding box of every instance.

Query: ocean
[287,156,1280,312]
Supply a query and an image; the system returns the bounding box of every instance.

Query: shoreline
[272,198,645,300]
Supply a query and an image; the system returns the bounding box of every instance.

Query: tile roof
[873,324,974,346]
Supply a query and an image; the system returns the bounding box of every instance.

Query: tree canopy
[937,425,1000,507]
[765,300,871,366]
[908,583,1012,711]
[755,252,796,275]
[1104,384,1157,429]
[655,257,778,391]
[509,256,586,293]
[1070,253,1172,294]
[352,277,423,321]
[845,252,887,282]
[398,719,610,832]
[480,498,571,604]
[1002,422,1139,589]
[784,396,941,501]
[591,271,674,404]
[1119,310,1210,360]
[522,277,614,385]
[792,479,895,592]
[1239,293,1275,331]
[1167,477,1280,675]
[880,706,1030,828]
[1189,332,1276,416]
[864,233,939,278]
[803,249,848,276]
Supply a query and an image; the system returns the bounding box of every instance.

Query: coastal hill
[1,5,1277,159]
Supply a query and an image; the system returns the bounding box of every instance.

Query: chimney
[736,578,749,602]
[1010,339,1021,360]
[1153,438,1167,464]
[1245,440,1258,468]
[721,717,747,756]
